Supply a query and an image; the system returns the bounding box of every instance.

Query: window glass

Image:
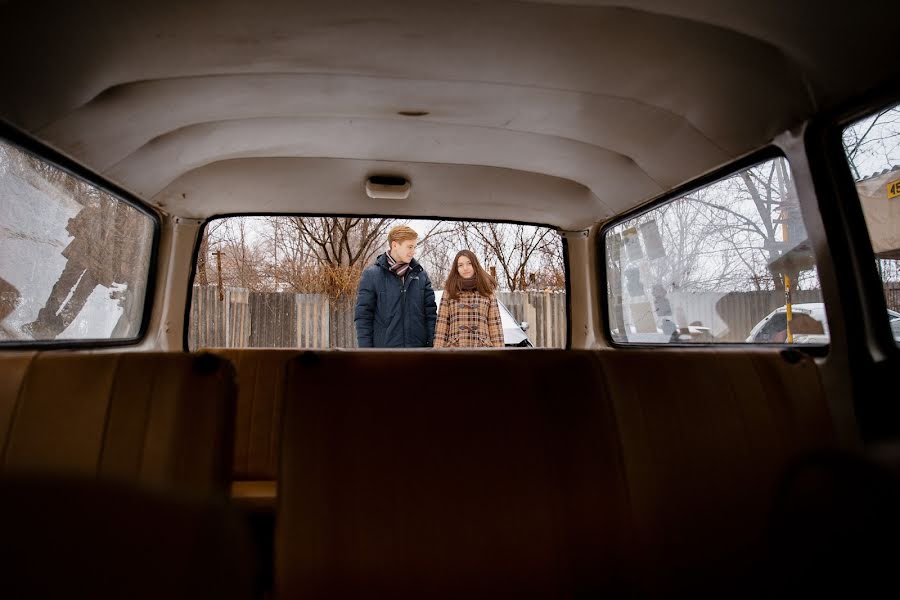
[605,157,826,344]
[188,217,566,349]
[841,103,900,345]
[0,140,154,343]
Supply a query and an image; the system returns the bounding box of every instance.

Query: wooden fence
[886,285,900,312]
[188,286,567,349]
[496,291,566,348]
[192,285,896,348]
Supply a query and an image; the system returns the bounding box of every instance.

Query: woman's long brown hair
[445,249,497,300]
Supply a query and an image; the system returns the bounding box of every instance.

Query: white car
[433,290,533,347]
[746,303,900,344]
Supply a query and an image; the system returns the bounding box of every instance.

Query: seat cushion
[0,474,255,600]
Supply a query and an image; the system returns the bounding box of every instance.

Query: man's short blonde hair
[387,225,418,246]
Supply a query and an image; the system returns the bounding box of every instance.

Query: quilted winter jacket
[354,254,437,348]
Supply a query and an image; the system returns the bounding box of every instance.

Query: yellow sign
[889,178,900,199]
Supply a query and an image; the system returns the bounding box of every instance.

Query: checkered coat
[433,290,504,348]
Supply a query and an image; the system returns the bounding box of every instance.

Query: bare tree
[208,218,266,291]
[676,157,801,292]
[271,217,396,298]
[456,222,555,290]
[843,106,900,180]
[196,219,224,286]
[258,217,318,293]
[413,220,460,289]
[286,217,393,268]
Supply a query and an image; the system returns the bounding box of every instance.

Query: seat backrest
[275,347,839,597]
[594,348,837,596]
[276,350,635,598]
[0,473,255,600]
[0,351,236,496]
[211,349,296,483]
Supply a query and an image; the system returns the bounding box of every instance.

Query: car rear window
[187,217,566,349]
[604,156,826,345]
[0,139,155,344]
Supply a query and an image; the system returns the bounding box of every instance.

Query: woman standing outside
[434,250,504,348]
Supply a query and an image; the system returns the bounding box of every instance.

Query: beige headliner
[2,0,897,229]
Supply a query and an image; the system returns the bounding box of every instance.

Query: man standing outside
[355,225,437,348]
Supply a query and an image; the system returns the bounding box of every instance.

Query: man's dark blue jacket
[354,254,437,347]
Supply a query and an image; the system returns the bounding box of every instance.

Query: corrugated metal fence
[189,286,567,349]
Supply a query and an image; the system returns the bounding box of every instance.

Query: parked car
[434,290,533,347]
[746,303,900,344]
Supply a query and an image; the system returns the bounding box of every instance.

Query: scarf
[459,276,477,291]
[386,253,411,278]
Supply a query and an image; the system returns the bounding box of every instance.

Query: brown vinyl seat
[0,473,255,600]
[275,348,837,597]
[0,351,237,496]
[276,349,635,598]
[595,348,837,596]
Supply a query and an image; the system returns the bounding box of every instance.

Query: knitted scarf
[386,252,411,278]
[459,276,477,291]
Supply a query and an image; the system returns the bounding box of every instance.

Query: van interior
[2,1,900,597]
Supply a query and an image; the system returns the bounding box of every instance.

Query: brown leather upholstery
[276,348,837,597]
[210,349,296,504]
[277,350,635,598]
[595,348,837,596]
[0,474,254,600]
[0,351,236,495]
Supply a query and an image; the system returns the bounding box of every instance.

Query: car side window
[841,102,900,347]
[604,156,826,345]
[0,139,155,344]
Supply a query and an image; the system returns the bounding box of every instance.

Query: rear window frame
[0,123,161,349]
[183,212,571,351]
[597,145,827,353]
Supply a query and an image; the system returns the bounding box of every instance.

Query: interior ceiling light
[397,110,429,117]
[366,175,411,200]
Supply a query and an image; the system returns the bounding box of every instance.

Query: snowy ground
[0,168,125,341]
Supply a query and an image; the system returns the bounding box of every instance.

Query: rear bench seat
[275,348,837,597]
[0,351,237,495]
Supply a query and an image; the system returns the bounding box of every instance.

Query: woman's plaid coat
[433,290,504,348]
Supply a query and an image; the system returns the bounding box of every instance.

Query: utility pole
[214,250,224,301]
[779,209,793,344]
[273,218,279,291]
